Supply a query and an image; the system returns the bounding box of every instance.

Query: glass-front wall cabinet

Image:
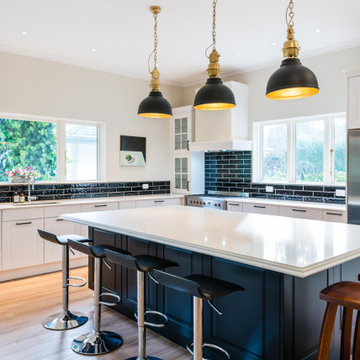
[174,156,189,192]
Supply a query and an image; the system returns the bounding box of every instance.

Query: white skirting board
[0,257,88,282]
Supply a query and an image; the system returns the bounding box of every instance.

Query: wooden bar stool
[318,281,360,360]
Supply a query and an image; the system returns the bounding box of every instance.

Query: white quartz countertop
[0,194,184,210]
[225,197,346,211]
[61,205,359,278]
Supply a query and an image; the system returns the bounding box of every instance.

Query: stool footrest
[186,342,230,360]
[67,276,87,288]
[134,310,168,328]
[100,290,121,307]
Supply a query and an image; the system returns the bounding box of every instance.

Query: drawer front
[136,198,181,208]
[81,202,118,212]
[3,207,44,222]
[45,205,82,218]
[322,210,347,223]
[119,201,136,209]
[243,203,279,215]
[227,202,243,212]
[279,206,323,220]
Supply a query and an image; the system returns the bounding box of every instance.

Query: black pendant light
[194,0,236,111]
[138,6,172,118]
[266,0,319,100]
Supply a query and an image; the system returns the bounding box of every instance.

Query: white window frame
[0,112,105,183]
[253,112,346,185]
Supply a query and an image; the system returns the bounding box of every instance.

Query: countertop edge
[60,212,356,278]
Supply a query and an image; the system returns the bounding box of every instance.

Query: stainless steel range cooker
[185,191,249,210]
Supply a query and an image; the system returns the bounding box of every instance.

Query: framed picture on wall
[120,135,146,167]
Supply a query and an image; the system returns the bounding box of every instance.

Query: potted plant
[5,166,40,183]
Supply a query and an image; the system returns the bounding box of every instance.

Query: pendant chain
[212,0,217,50]
[153,11,158,68]
[286,0,295,28]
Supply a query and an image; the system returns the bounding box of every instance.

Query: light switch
[266,186,274,193]
[142,183,149,190]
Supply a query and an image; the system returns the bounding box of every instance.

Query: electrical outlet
[142,183,149,190]
[266,186,274,193]
[335,189,346,197]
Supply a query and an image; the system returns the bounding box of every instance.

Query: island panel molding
[205,151,346,204]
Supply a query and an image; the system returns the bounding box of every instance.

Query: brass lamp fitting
[283,27,300,58]
[149,68,160,92]
[207,49,221,78]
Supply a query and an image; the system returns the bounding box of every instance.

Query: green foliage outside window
[0,118,57,182]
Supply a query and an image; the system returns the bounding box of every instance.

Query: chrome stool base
[127,357,163,360]
[71,330,123,355]
[43,310,88,331]
[187,342,230,360]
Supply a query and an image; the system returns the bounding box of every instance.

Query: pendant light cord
[286,0,295,29]
[148,9,159,74]
[205,0,217,58]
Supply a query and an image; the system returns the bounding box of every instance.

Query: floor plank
[0,267,190,360]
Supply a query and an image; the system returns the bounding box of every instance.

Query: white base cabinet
[243,203,279,215]
[279,206,323,220]
[2,219,44,270]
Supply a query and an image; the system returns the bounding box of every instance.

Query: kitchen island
[61,206,360,360]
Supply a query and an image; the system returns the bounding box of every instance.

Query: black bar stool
[104,249,178,360]
[38,230,89,331]
[68,239,129,355]
[153,270,244,360]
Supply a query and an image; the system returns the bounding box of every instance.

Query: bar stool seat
[69,240,130,356]
[104,250,178,360]
[153,270,244,360]
[318,281,360,360]
[38,230,90,331]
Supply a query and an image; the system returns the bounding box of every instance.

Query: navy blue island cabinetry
[88,226,359,360]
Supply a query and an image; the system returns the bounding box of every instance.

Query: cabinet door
[44,218,84,263]
[322,210,347,223]
[227,202,243,212]
[243,203,279,215]
[135,198,181,208]
[119,201,136,209]
[347,75,360,130]
[279,206,323,220]
[172,113,192,153]
[2,219,44,270]
[172,156,189,194]
[81,202,118,212]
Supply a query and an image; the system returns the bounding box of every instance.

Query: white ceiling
[0,0,359,86]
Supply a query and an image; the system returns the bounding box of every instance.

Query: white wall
[183,46,360,138]
[0,51,183,181]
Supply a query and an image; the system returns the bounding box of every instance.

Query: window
[65,124,98,181]
[253,113,346,184]
[0,115,102,183]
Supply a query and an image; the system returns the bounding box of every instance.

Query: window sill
[252,181,346,187]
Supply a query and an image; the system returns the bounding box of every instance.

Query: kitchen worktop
[225,196,346,211]
[61,205,359,278]
[0,194,184,210]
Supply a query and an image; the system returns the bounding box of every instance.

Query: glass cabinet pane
[175,135,181,150]
[181,118,188,132]
[175,118,181,134]
[181,174,188,190]
[175,158,181,172]
[175,174,181,189]
[181,134,188,150]
[182,157,188,172]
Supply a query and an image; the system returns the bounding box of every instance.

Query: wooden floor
[0,267,190,360]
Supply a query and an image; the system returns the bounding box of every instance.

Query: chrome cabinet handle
[187,140,190,151]
[56,218,64,222]
[16,221,32,225]
[228,203,240,206]
[326,212,343,216]
[292,209,307,213]
[253,205,266,209]
[95,204,107,208]
[154,200,165,203]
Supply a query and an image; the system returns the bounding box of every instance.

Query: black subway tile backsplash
[0,181,170,203]
[205,151,346,204]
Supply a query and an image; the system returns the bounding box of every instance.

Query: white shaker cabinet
[243,203,279,215]
[135,198,182,208]
[279,206,323,220]
[2,219,44,270]
[347,72,360,130]
[44,217,82,263]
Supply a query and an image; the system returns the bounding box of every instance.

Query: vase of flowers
[5,167,41,183]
